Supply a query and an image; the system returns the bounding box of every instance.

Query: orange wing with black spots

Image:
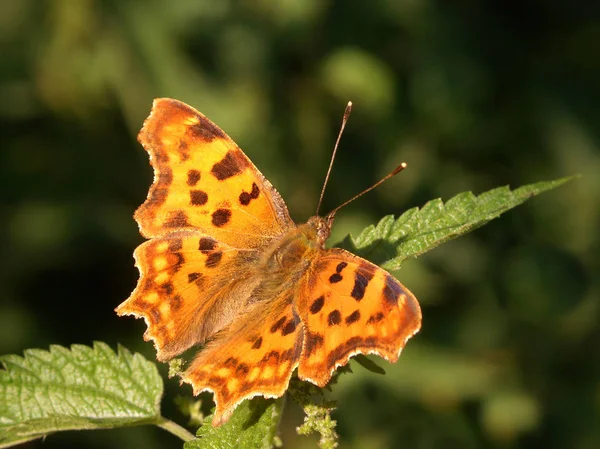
[134,98,294,247]
[182,292,303,426]
[296,249,421,387]
[116,232,262,361]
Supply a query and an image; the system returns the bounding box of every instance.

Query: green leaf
[0,342,163,448]
[185,398,282,449]
[340,176,575,270]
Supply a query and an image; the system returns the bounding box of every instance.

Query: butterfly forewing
[134,98,294,247]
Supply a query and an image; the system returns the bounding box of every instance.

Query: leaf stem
[156,417,196,442]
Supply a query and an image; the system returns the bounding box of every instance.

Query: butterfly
[116,98,421,426]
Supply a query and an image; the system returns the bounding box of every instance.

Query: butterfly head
[307,214,335,247]
[310,161,407,248]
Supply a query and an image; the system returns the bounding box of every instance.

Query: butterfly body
[117,98,421,425]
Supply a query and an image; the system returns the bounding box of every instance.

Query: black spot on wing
[282,319,297,336]
[328,261,348,283]
[336,262,348,273]
[198,237,217,253]
[252,337,263,349]
[351,264,376,301]
[310,296,325,314]
[190,190,208,206]
[177,140,190,161]
[171,294,183,310]
[281,349,294,362]
[188,272,202,283]
[160,282,174,295]
[211,150,247,180]
[236,364,249,375]
[164,210,189,228]
[205,251,223,268]
[328,310,341,326]
[305,331,324,357]
[270,316,287,334]
[211,209,231,227]
[187,169,201,186]
[239,182,260,206]
[260,350,280,365]
[345,310,361,324]
[189,116,226,141]
[367,312,384,324]
[383,275,403,305]
[224,357,238,368]
[329,273,343,283]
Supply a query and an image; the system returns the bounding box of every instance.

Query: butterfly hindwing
[135,98,294,247]
[183,293,304,426]
[297,249,421,386]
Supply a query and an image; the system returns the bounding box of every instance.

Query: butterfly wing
[116,233,264,360]
[134,98,294,247]
[296,248,421,386]
[118,98,296,359]
[182,291,303,426]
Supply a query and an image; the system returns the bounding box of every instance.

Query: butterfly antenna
[316,101,353,216]
[327,162,408,218]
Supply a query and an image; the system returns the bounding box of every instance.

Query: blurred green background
[1,1,598,448]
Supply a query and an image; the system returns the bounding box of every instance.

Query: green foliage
[0,343,163,447]
[174,396,205,428]
[288,381,339,449]
[185,398,282,449]
[343,176,576,270]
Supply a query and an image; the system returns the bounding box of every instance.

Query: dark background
[1,1,598,448]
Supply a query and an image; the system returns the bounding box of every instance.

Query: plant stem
[156,417,196,442]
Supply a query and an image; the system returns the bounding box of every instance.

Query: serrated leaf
[185,398,282,449]
[340,176,575,270]
[0,342,163,448]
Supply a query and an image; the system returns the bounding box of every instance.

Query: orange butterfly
[116,99,421,426]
